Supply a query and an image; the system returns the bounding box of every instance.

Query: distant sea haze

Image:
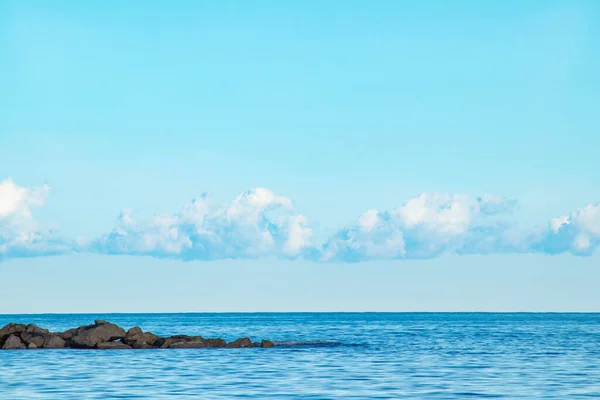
[1,313,598,398]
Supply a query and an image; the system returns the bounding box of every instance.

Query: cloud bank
[91,188,313,260]
[0,179,71,260]
[1,177,600,261]
[321,193,519,262]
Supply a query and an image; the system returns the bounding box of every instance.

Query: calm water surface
[0,313,599,399]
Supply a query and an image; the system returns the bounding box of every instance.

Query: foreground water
[0,313,598,399]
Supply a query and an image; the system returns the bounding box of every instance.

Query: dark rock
[26,324,49,335]
[157,335,201,348]
[0,320,275,351]
[68,320,126,348]
[227,337,253,348]
[168,340,206,348]
[204,338,227,348]
[20,332,47,348]
[123,326,159,348]
[0,323,26,342]
[60,328,77,340]
[142,332,159,347]
[43,335,66,349]
[96,341,132,350]
[123,326,143,346]
[131,339,152,349]
[126,326,143,337]
[171,335,193,340]
[2,334,26,350]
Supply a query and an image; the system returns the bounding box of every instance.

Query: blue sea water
[0,313,599,399]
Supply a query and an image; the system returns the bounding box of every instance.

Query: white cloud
[2,179,599,262]
[321,193,518,261]
[92,188,313,260]
[0,178,70,260]
[321,194,600,261]
[534,203,600,255]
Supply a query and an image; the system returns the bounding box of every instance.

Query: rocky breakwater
[0,320,275,350]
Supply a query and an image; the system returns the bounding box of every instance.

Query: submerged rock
[227,337,254,348]
[96,341,132,350]
[0,321,276,351]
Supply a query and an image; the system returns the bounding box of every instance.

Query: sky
[1,0,599,313]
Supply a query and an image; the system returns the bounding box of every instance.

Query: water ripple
[1,313,599,399]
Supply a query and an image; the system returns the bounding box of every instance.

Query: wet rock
[203,338,227,348]
[0,323,26,342]
[68,320,126,348]
[168,340,207,348]
[227,337,253,348]
[26,324,49,335]
[123,326,159,348]
[20,332,47,348]
[2,334,26,350]
[96,341,132,350]
[123,326,143,345]
[43,335,66,349]
[156,335,205,349]
[142,332,159,347]
[60,328,77,340]
[0,320,276,351]
[131,339,152,349]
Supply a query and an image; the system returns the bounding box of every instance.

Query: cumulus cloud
[320,193,600,261]
[2,178,600,262]
[532,203,600,256]
[320,193,520,262]
[91,188,313,260]
[0,178,70,260]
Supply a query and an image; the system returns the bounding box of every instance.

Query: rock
[123,326,159,348]
[227,337,253,348]
[2,334,26,350]
[131,339,152,349]
[203,338,227,348]
[122,326,142,345]
[26,324,49,335]
[142,332,159,347]
[43,335,66,349]
[126,326,143,337]
[20,332,47,348]
[0,320,276,351]
[168,340,206,349]
[96,341,132,350]
[0,323,26,342]
[60,328,77,340]
[68,321,126,348]
[156,335,204,349]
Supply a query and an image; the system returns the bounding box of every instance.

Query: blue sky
[1,0,599,312]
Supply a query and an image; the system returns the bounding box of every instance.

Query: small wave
[273,340,344,347]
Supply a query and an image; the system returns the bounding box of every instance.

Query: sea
[0,313,598,399]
